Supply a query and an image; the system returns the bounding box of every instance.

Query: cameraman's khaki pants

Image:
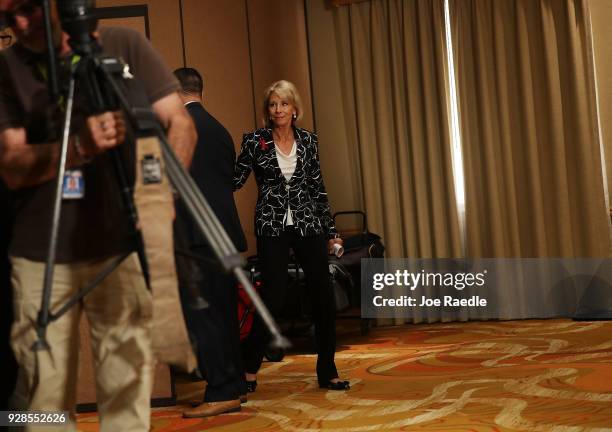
[10,253,154,432]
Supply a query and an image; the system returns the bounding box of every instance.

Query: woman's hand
[328,237,344,255]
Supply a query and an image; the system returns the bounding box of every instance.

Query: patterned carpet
[77,319,612,431]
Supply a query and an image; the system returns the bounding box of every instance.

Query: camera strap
[108,69,195,371]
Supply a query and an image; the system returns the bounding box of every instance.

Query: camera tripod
[33,0,289,355]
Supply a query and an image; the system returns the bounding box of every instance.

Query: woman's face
[268,92,295,129]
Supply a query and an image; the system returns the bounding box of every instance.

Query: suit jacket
[182,102,247,252]
[234,127,337,238]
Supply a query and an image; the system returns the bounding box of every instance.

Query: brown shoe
[189,396,246,407]
[183,399,241,418]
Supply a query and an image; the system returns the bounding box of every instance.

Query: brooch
[259,137,269,151]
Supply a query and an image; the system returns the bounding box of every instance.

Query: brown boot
[183,399,241,418]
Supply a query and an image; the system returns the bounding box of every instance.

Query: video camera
[57,0,99,54]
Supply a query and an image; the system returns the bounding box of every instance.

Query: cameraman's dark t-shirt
[0,27,180,262]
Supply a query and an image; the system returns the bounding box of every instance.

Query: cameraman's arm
[0,127,83,190]
[0,111,126,190]
[152,92,196,168]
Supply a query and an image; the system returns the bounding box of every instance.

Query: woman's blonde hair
[262,80,303,127]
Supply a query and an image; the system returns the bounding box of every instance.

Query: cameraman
[0,0,196,430]
[0,25,17,413]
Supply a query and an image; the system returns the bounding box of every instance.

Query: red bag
[237,280,262,341]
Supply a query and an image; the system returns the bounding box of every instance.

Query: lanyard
[36,54,81,111]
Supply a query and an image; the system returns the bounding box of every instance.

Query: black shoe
[246,380,257,392]
[319,380,350,390]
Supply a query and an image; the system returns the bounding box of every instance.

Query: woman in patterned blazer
[234,80,349,391]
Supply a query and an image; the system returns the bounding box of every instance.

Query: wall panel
[96,0,184,71]
[247,0,314,131]
[181,0,258,254]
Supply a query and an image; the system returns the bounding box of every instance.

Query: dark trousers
[181,247,245,402]
[1,183,17,410]
[0,258,16,410]
[243,228,338,384]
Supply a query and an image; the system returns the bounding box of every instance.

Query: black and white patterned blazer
[233,127,337,238]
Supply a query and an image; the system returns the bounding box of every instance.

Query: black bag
[329,263,351,312]
[340,232,385,266]
[334,211,385,264]
[331,211,385,307]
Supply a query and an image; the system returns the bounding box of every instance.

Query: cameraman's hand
[80,111,126,158]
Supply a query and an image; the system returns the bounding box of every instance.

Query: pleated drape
[333,0,463,323]
[450,0,612,258]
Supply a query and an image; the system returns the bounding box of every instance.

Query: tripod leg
[109,148,150,287]
[157,133,290,350]
[34,76,77,352]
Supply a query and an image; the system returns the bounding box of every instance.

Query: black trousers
[1,183,17,410]
[0,257,17,410]
[180,246,246,402]
[243,228,338,384]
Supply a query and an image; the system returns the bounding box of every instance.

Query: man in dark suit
[173,67,248,418]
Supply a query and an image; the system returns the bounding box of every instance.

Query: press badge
[141,154,162,184]
[62,169,85,199]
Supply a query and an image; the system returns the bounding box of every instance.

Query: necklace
[273,130,294,154]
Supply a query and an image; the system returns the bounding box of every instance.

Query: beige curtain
[450,0,612,258]
[333,0,462,323]
[331,0,371,5]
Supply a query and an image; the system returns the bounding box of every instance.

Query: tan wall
[97,0,184,71]
[247,0,314,131]
[93,0,355,248]
[179,0,313,254]
[180,0,317,253]
[181,0,259,255]
[589,0,612,217]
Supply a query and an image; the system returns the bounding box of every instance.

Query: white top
[276,141,297,226]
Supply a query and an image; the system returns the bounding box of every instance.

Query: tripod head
[57,0,122,118]
[57,0,100,55]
